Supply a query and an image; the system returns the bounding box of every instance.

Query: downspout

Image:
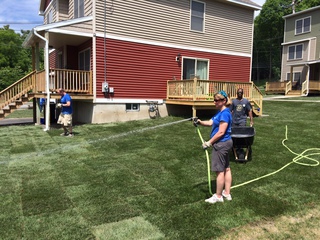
[304,64,309,96]
[33,29,50,131]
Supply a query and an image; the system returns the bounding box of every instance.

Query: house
[267,5,320,95]
[1,0,262,124]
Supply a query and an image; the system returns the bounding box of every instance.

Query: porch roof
[22,16,93,49]
[287,60,320,67]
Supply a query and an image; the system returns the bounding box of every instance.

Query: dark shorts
[211,139,233,172]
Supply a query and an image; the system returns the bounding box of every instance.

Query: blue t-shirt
[210,108,232,142]
[60,93,72,114]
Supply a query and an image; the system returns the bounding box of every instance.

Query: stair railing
[0,71,36,110]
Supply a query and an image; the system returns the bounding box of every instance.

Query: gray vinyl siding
[44,2,57,24]
[95,0,254,55]
[59,20,93,33]
[58,0,69,21]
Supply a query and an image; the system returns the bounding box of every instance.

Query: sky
[0,0,43,32]
[0,0,266,33]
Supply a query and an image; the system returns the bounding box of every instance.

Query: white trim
[94,32,251,58]
[48,28,93,38]
[283,5,320,18]
[227,0,261,10]
[95,99,164,104]
[286,59,320,66]
[281,37,315,46]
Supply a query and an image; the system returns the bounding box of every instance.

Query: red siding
[49,50,56,69]
[95,37,251,99]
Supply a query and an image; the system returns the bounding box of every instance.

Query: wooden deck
[265,80,320,95]
[0,69,93,118]
[166,79,263,117]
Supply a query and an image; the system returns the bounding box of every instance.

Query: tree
[252,0,320,83]
[0,25,33,91]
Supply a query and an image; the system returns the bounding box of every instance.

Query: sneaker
[222,190,232,201]
[60,132,68,136]
[205,194,224,204]
[67,133,74,137]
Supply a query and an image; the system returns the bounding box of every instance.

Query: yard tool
[192,117,213,195]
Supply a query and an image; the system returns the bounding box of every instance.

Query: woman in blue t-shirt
[196,90,233,204]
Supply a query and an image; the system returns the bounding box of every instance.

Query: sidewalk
[0,118,34,127]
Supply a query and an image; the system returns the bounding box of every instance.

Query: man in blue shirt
[57,88,73,136]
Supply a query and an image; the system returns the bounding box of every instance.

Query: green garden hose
[195,125,213,195]
[195,124,319,194]
[231,125,319,189]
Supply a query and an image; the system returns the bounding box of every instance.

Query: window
[288,44,303,60]
[74,0,84,18]
[182,58,208,80]
[295,17,311,35]
[286,72,301,81]
[126,103,140,111]
[79,48,90,70]
[190,0,205,32]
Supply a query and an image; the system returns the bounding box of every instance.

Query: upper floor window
[74,0,84,18]
[288,44,303,60]
[190,0,205,32]
[295,17,311,35]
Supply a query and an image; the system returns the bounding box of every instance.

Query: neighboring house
[21,0,261,124]
[279,5,320,95]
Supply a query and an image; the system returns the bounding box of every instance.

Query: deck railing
[265,81,288,92]
[0,69,92,111]
[168,79,256,100]
[167,79,262,113]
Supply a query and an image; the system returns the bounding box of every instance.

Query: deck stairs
[0,71,36,119]
[0,94,33,119]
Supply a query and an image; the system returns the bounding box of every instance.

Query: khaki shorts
[57,113,72,126]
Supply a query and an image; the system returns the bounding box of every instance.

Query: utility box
[102,82,109,92]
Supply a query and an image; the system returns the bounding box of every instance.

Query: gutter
[33,29,50,131]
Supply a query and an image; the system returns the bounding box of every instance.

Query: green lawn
[1,100,320,239]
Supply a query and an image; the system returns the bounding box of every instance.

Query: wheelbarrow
[231,126,255,162]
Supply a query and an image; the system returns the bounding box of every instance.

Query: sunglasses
[214,98,224,102]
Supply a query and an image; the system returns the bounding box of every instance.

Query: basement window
[126,103,140,111]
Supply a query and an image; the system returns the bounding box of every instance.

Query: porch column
[192,106,197,118]
[290,66,293,83]
[35,42,40,71]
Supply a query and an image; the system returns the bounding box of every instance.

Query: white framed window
[182,58,209,80]
[74,0,84,18]
[288,44,303,60]
[190,0,205,32]
[126,103,140,111]
[286,72,301,81]
[295,17,311,35]
[79,48,90,70]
